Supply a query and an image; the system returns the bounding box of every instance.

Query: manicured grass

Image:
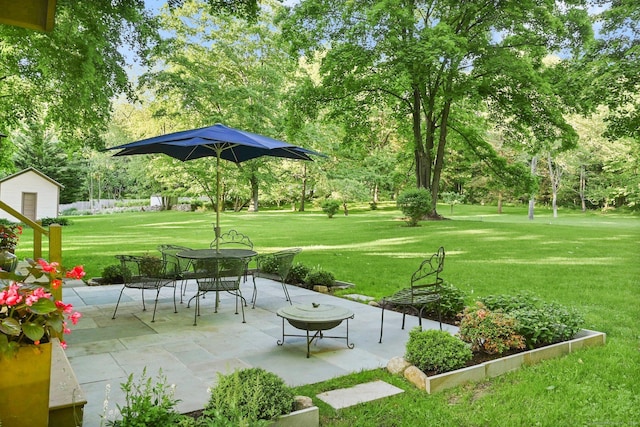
[15,203,640,425]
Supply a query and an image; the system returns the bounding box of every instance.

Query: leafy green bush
[40,217,71,226]
[286,263,309,284]
[257,255,279,274]
[405,328,472,374]
[511,302,584,348]
[205,368,294,423]
[421,282,466,321]
[101,264,129,284]
[397,188,431,226]
[321,199,340,218]
[107,368,182,427]
[304,268,335,287]
[457,302,525,355]
[479,291,541,312]
[479,292,584,348]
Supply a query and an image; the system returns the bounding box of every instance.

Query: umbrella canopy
[107,124,321,249]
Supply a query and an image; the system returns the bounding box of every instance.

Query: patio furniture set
[109,232,445,356]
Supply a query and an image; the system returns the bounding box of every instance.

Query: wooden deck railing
[0,200,63,299]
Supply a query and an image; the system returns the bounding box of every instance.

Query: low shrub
[421,282,466,321]
[305,268,335,287]
[397,188,431,226]
[257,255,279,275]
[106,368,182,427]
[40,217,71,226]
[405,328,472,374]
[479,292,584,348]
[101,264,129,284]
[457,302,525,355]
[479,291,541,312]
[511,302,584,348]
[205,368,294,423]
[286,263,309,284]
[320,199,340,218]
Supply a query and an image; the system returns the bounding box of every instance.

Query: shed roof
[0,167,64,188]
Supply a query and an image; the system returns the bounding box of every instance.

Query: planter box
[271,406,319,427]
[405,329,606,394]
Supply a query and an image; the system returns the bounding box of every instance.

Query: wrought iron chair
[378,247,444,343]
[157,244,197,303]
[251,248,301,308]
[111,254,179,323]
[210,229,254,250]
[188,257,248,326]
[210,229,254,281]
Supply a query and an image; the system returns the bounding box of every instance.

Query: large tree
[0,0,158,150]
[138,0,302,211]
[280,0,592,217]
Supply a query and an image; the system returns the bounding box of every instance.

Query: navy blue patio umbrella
[107,123,321,249]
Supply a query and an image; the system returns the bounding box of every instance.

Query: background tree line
[0,0,637,215]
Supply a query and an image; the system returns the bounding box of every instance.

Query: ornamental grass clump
[0,258,84,357]
[405,328,472,374]
[206,368,294,423]
[457,302,525,355]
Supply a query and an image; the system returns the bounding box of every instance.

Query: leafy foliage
[405,328,472,374]
[397,188,432,226]
[286,263,310,285]
[480,292,584,348]
[206,368,294,423]
[304,268,335,287]
[320,199,340,218]
[107,368,182,427]
[101,265,130,285]
[422,282,466,321]
[457,302,525,355]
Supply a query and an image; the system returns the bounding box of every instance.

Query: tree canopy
[280,0,594,216]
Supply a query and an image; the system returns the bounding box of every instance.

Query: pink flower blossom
[70,311,82,325]
[66,265,86,280]
[37,259,59,273]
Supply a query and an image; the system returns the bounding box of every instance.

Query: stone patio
[63,277,455,426]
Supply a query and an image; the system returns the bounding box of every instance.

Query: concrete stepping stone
[316,380,404,409]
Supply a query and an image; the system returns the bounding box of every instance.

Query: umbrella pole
[215,150,221,252]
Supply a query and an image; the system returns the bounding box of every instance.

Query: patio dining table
[176,248,257,312]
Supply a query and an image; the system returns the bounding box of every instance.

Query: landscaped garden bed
[389,328,606,393]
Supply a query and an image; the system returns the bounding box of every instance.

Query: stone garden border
[388,329,606,394]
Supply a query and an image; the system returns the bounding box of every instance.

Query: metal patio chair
[210,229,254,281]
[111,254,179,323]
[251,248,301,308]
[378,246,444,343]
[188,256,248,325]
[157,244,197,303]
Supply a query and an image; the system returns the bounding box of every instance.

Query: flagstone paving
[63,278,455,426]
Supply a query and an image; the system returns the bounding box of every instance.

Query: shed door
[22,192,37,220]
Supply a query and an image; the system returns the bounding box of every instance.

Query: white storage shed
[0,167,64,222]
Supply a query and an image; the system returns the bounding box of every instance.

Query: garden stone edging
[388,329,606,394]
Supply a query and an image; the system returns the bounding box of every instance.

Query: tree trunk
[248,174,259,212]
[579,165,586,212]
[497,192,503,214]
[528,156,538,220]
[343,201,348,216]
[547,154,560,218]
[299,163,306,212]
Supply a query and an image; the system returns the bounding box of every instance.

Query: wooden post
[48,224,62,301]
[34,221,43,259]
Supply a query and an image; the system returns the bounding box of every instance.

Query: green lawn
[15,203,640,425]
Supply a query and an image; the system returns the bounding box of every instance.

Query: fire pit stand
[276,303,355,358]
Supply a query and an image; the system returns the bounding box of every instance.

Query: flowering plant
[0,223,22,250]
[0,258,84,358]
